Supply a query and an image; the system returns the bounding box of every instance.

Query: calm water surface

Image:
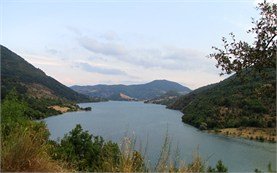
[43,101,276,172]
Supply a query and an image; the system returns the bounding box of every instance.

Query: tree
[1,89,29,139]
[209,1,276,76]
[216,160,228,172]
[207,160,228,172]
[51,124,121,172]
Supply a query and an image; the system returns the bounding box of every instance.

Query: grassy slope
[168,68,276,130]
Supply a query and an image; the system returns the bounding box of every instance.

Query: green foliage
[23,96,76,119]
[1,92,231,172]
[207,160,228,172]
[1,45,104,120]
[51,124,121,172]
[170,68,276,130]
[1,45,91,102]
[176,1,276,131]
[1,89,29,139]
[145,90,182,106]
[1,121,62,172]
[1,89,63,172]
[1,88,64,120]
[199,122,208,130]
[216,160,228,172]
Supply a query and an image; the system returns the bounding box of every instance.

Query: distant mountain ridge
[71,80,191,100]
[1,45,90,102]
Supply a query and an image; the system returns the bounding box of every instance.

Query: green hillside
[1,45,90,102]
[168,68,276,130]
[0,45,98,119]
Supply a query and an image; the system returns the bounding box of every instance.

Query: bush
[1,121,63,172]
[207,160,228,172]
[51,124,121,172]
[1,90,65,172]
[199,122,208,130]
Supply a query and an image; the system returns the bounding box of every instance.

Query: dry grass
[115,134,206,173]
[208,127,276,142]
[1,125,213,172]
[48,105,70,113]
[1,124,66,172]
[116,136,145,172]
[26,83,58,99]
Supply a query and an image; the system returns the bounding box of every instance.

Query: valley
[1,1,276,172]
[1,44,276,172]
[43,101,277,172]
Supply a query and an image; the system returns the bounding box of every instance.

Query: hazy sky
[1,0,262,89]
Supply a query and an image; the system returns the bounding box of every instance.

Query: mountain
[71,80,191,100]
[1,45,90,102]
[109,93,138,101]
[168,68,276,131]
[144,90,182,105]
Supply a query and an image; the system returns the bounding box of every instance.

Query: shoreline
[164,105,276,144]
[206,127,276,143]
[51,101,276,144]
[48,104,92,114]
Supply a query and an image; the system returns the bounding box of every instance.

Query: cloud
[77,35,216,74]
[21,53,63,66]
[79,37,126,56]
[67,26,82,36]
[100,31,119,41]
[77,62,127,76]
[45,47,58,55]
[115,47,212,71]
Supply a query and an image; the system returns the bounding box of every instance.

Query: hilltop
[71,80,191,100]
[1,45,96,118]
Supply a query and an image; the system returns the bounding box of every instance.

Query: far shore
[206,127,276,143]
[48,105,92,114]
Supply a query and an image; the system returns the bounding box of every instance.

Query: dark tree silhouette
[209,1,276,76]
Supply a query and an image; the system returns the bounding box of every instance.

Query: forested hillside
[168,1,276,142]
[1,45,90,102]
[0,45,98,118]
[169,68,276,132]
[144,90,182,105]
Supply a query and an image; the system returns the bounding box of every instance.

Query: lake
[43,101,276,172]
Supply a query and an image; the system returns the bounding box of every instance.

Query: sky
[1,0,263,89]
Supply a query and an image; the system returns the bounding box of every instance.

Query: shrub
[1,122,63,172]
[207,160,228,172]
[199,122,208,130]
[51,124,121,172]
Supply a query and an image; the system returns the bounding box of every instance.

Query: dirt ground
[207,127,276,142]
[48,105,70,113]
